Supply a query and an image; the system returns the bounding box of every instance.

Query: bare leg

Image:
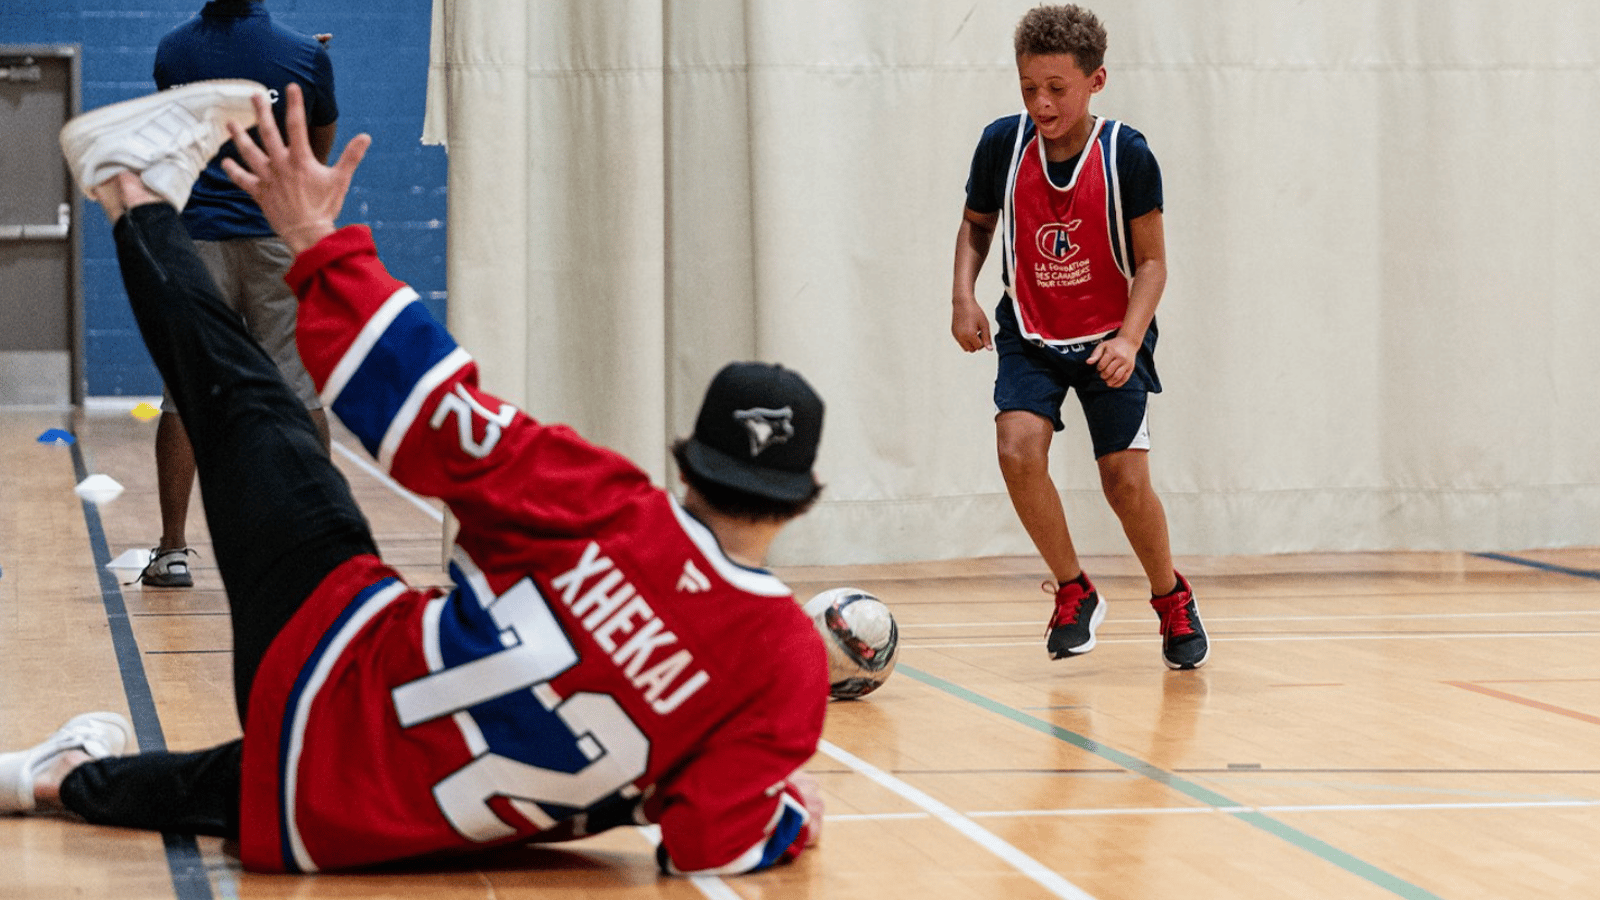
[155,412,197,551]
[996,410,1082,584]
[309,406,331,453]
[29,750,92,811]
[1097,448,1178,595]
[90,171,156,220]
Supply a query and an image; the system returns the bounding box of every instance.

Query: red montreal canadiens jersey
[238,226,829,874]
[1003,115,1135,345]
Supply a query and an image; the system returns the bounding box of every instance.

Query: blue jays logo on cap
[734,406,794,457]
[681,362,824,503]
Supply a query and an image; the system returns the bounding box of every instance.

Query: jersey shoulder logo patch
[676,560,711,593]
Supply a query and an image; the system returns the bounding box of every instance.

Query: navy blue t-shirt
[154,0,338,240]
[964,113,1163,223]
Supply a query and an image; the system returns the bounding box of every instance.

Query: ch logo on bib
[1035,220,1082,263]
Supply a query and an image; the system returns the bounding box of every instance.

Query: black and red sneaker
[1045,575,1104,659]
[1150,572,1209,670]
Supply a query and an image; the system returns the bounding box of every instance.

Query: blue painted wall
[1,0,447,397]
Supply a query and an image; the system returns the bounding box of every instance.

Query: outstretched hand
[221,82,371,255]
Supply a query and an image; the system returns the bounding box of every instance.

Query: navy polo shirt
[154,0,338,239]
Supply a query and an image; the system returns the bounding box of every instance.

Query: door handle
[0,203,71,240]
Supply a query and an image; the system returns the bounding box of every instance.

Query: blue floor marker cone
[37,428,76,445]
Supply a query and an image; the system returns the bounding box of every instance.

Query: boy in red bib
[950,5,1208,670]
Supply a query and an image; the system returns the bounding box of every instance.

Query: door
[0,46,80,407]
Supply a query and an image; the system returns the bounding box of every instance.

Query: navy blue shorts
[992,300,1162,458]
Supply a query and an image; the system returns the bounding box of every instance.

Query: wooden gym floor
[4,405,1599,899]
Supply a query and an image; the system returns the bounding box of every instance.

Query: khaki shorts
[160,236,322,413]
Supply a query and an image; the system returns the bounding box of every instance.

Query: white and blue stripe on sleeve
[320,286,470,467]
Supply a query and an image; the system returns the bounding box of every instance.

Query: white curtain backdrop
[425,0,1600,566]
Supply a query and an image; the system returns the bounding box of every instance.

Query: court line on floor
[829,797,1600,821]
[897,663,1446,900]
[688,874,745,900]
[1184,766,1600,776]
[829,764,1600,778]
[72,439,214,900]
[1445,681,1600,726]
[906,631,1600,650]
[1474,552,1600,580]
[906,609,1600,628]
[818,740,1098,900]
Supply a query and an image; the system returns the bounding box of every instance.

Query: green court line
[899,664,1446,900]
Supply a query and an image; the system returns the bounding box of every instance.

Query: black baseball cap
[680,362,824,503]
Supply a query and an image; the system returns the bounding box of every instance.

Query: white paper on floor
[74,473,125,504]
[106,548,151,571]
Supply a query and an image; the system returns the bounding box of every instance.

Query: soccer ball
[803,588,899,700]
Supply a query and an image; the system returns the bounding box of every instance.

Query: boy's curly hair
[1013,5,1108,73]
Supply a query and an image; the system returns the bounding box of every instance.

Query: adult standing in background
[137,0,339,588]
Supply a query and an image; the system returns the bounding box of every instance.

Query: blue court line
[1472,552,1600,581]
[71,440,214,900]
[898,664,1446,900]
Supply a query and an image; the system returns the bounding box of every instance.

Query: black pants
[59,203,380,837]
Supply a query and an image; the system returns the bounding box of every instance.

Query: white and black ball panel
[803,587,899,699]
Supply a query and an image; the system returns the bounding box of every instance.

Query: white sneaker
[0,712,133,813]
[58,79,268,211]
